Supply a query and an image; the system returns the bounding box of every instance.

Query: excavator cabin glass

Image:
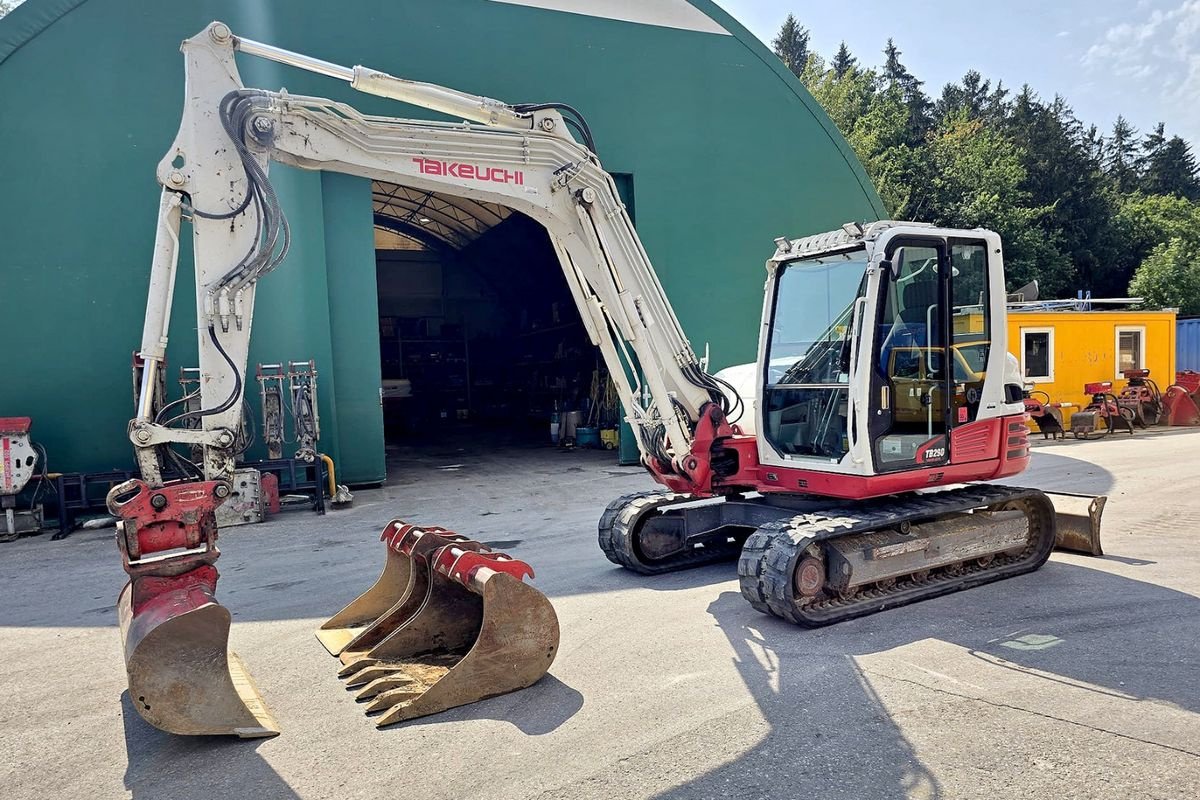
[762,251,869,461]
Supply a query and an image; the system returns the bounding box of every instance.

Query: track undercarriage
[599,486,1061,627]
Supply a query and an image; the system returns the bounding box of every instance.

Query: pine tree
[831,41,857,78]
[1138,122,1167,181]
[935,71,995,121]
[1142,133,1200,199]
[771,14,810,79]
[881,39,932,143]
[1106,116,1140,193]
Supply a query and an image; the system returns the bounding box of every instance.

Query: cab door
[946,238,993,429]
[870,239,952,471]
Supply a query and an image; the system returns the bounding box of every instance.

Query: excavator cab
[759,224,1011,477]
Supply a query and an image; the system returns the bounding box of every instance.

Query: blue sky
[715,0,1200,147]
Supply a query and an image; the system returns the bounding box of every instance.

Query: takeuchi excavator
[109,22,1104,739]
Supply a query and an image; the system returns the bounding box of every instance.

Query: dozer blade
[1045,491,1106,556]
[119,577,279,738]
[318,521,559,728]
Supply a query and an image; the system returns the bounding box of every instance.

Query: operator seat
[880,277,938,370]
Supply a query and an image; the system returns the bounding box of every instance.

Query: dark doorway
[374,183,618,452]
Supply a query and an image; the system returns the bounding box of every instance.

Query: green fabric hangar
[0,0,884,484]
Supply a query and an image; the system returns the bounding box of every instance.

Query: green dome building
[0,0,883,482]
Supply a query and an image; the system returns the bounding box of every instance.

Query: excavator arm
[131,21,727,493]
[111,20,737,740]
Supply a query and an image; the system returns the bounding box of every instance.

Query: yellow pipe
[318,453,338,498]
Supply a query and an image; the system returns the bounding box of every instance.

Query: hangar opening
[373,180,617,451]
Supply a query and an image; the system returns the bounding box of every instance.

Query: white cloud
[1056,30,1071,38]
[1083,0,1200,141]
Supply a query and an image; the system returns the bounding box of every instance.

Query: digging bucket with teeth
[318,521,559,727]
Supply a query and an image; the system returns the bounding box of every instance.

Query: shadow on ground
[394,674,583,735]
[651,561,1199,799]
[121,693,298,800]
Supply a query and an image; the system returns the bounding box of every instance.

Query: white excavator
[107,22,1104,739]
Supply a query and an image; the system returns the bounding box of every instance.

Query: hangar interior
[372,180,616,449]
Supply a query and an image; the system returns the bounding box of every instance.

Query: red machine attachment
[107,478,279,737]
[317,520,559,728]
[1022,389,1074,440]
[1163,371,1200,427]
[1071,382,1135,439]
[1117,369,1164,427]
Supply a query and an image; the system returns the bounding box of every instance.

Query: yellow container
[1009,309,1176,424]
[600,428,619,450]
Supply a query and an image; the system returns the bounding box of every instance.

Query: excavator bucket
[1163,383,1200,427]
[1045,492,1106,557]
[319,521,559,728]
[118,575,279,738]
[110,479,279,738]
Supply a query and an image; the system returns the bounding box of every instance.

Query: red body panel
[646,407,1031,502]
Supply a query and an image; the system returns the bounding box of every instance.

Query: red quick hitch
[380,520,477,558]
[432,545,535,588]
[106,478,227,572]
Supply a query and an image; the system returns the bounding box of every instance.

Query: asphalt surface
[1,429,1197,799]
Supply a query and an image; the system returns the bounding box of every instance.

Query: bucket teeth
[365,687,425,715]
[317,520,560,729]
[337,657,379,678]
[343,664,403,688]
[354,674,418,701]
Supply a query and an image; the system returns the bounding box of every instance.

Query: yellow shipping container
[1008,310,1176,423]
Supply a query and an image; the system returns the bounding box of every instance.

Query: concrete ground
[1,429,1197,800]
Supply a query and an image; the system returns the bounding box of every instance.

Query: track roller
[598,490,746,574]
[737,486,1059,627]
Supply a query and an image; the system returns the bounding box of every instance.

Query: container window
[1021,328,1054,382]
[1116,327,1145,379]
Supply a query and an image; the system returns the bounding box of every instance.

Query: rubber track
[736,485,1057,626]
[597,490,741,574]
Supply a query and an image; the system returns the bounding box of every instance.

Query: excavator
[108,22,1104,739]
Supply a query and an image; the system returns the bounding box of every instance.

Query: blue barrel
[576,426,601,448]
